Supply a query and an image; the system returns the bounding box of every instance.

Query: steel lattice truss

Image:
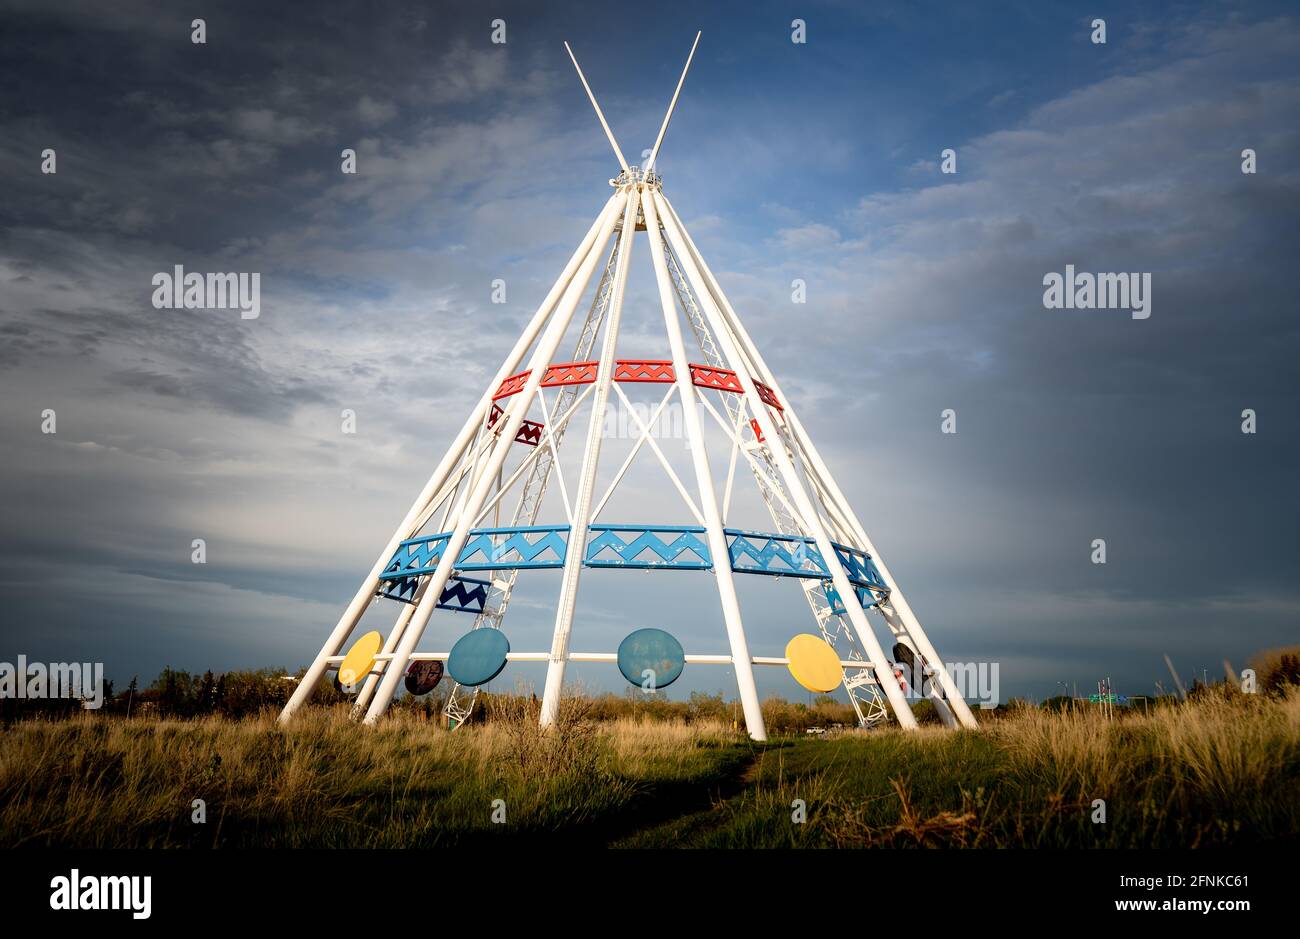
[285,34,979,739]
[442,241,622,728]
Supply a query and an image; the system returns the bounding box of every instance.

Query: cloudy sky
[1,0,1297,706]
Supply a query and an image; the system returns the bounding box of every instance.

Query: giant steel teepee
[278,34,979,739]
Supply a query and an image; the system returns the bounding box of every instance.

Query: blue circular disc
[447,629,510,687]
[617,628,685,690]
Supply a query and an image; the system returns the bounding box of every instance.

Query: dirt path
[605,742,795,847]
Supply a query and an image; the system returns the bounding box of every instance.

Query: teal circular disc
[447,629,510,687]
[617,628,685,690]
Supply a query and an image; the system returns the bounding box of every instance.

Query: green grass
[2,688,1297,848]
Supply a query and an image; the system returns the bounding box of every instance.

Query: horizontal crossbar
[323,652,882,672]
[378,523,888,598]
[491,359,781,410]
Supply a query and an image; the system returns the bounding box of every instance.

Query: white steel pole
[655,190,917,730]
[362,195,625,724]
[641,190,768,740]
[539,188,638,728]
[279,431,472,722]
[660,194,978,729]
[644,31,701,173]
[278,196,620,723]
[926,674,957,728]
[564,42,631,174]
[350,587,423,719]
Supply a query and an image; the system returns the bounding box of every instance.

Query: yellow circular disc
[785,633,843,693]
[338,630,383,687]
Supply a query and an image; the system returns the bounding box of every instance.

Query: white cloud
[357,95,397,126]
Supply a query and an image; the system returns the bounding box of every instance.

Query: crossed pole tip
[566,31,702,179]
[564,40,631,175]
[645,30,701,174]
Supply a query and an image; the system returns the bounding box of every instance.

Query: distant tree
[212,667,296,717]
[985,697,1034,719]
[687,691,727,723]
[152,667,196,716]
[1248,645,1300,696]
[195,670,216,713]
[910,699,941,724]
[1266,653,1300,693]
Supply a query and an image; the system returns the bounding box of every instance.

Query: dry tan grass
[0,700,746,847]
[1,688,1296,848]
[989,687,1300,799]
[656,687,1300,848]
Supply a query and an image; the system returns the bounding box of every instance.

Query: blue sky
[1,0,1297,707]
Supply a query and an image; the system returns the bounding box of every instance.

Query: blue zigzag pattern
[376,524,887,614]
[456,526,568,570]
[833,544,889,592]
[380,533,452,580]
[725,530,830,579]
[825,584,883,612]
[379,575,490,613]
[436,577,489,613]
[585,526,712,569]
[379,526,568,578]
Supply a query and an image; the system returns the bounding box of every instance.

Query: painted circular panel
[447,629,510,687]
[785,633,843,693]
[338,630,383,687]
[617,628,685,690]
[404,659,444,696]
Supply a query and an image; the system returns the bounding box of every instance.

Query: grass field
[1,688,1297,848]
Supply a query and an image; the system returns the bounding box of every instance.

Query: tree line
[4,647,1296,726]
